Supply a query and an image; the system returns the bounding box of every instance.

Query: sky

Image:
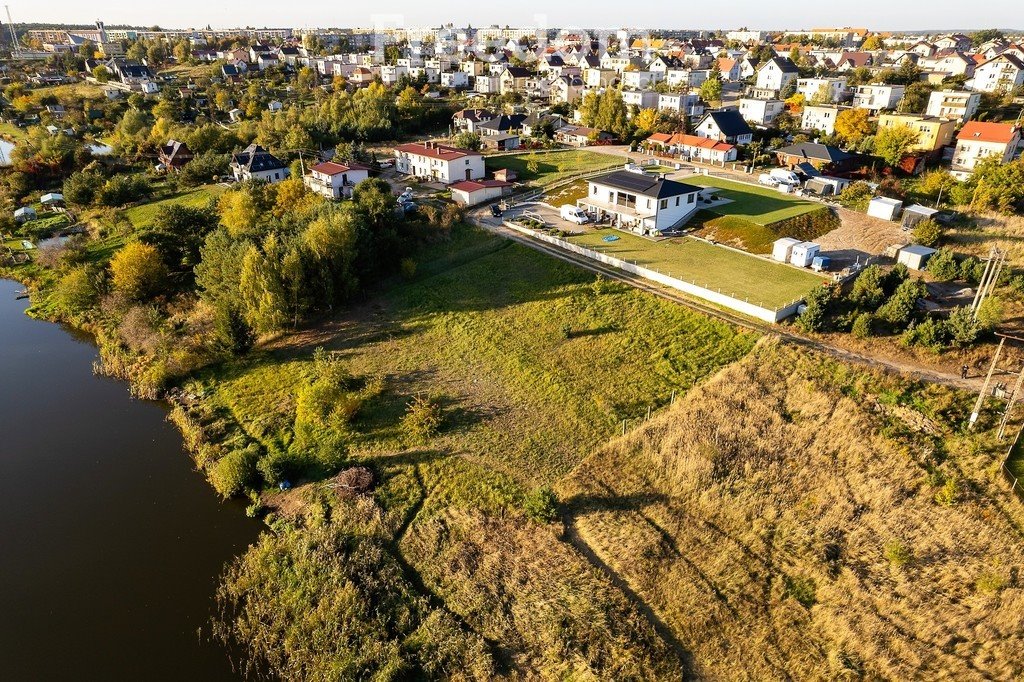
[8,0,1020,32]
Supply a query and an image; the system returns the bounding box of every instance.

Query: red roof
[395,141,482,161]
[449,179,511,192]
[957,122,1020,145]
[647,132,735,152]
[310,161,371,175]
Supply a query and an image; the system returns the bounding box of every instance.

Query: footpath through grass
[485,150,621,188]
[567,228,825,309]
[198,225,757,489]
[687,175,822,225]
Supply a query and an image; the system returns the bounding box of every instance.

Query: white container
[772,237,801,263]
[790,241,821,268]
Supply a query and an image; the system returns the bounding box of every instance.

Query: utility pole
[970,337,1004,430]
[971,247,1005,317]
[997,365,1024,440]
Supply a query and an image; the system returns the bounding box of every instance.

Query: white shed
[449,179,511,207]
[867,196,903,222]
[790,242,821,268]
[897,244,937,271]
[14,206,37,223]
[772,237,801,263]
[901,204,939,229]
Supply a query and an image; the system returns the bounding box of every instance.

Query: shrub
[849,265,886,310]
[959,257,986,284]
[945,306,980,348]
[926,248,959,281]
[109,241,168,300]
[796,284,837,332]
[400,257,417,280]
[209,444,261,498]
[523,486,559,524]
[51,266,98,318]
[911,218,943,247]
[975,568,1008,595]
[257,449,303,487]
[838,181,873,211]
[976,296,1004,331]
[851,312,874,338]
[876,278,925,328]
[934,475,959,506]
[402,394,443,444]
[783,575,817,608]
[883,539,913,569]
[98,173,152,207]
[900,317,947,353]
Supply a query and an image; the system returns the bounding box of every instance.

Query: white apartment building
[394,141,485,184]
[852,84,906,112]
[796,77,847,104]
[925,90,981,124]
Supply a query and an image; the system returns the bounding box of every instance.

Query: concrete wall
[505,223,803,323]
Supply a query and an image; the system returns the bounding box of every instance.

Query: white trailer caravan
[790,241,821,268]
[772,237,801,263]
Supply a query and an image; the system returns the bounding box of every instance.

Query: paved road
[470,206,988,392]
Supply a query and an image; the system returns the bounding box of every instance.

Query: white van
[560,205,590,224]
[758,173,779,187]
[769,168,801,187]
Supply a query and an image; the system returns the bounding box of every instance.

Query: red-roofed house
[646,132,738,164]
[449,179,512,206]
[951,122,1022,180]
[716,58,741,81]
[304,160,372,199]
[394,141,485,183]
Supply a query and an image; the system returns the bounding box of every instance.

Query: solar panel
[600,171,657,193]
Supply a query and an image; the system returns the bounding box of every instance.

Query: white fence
[505,222,803,323]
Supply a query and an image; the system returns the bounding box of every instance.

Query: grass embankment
[186,224,757,677]
[567,228,825,308]
[123,184,226,228]
[559,339,1024,680]
[687,175,822,225]
[485,150,621,188]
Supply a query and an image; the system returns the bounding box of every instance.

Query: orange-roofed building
[951,122,1022,180]
[646,132,738,164]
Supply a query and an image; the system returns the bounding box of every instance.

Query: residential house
[621,69,663,90]
[475,75,500,94]
[380,64,408,85]
[754,57,799,96]
[716,58,741,81]
[583,66,618,88]
[919,51,975,78]
[448,179,512,206]
[852,84,906,113]
[796,77,847,104]
[349,67,378,87]
[475,114,527,138]
[555,124,615,146]
[657,92,704,118]
[950,122,1022,180]
[440,71,469,89]
[498,66,532,94]
[452,108,496,134]
[925,90,981,124]
[877,114,956,153]
[108,59,153,85]
[230,144,288,183]
[158,139,193,172]
[695,109,753,145]
[578,170,702,236]
[521,113,568,138]
[303,160,371,199]
[801,105,848,136]
[646,132,738,164]
[621,90,660,110]
[550,75,584,104]
[775,142,861,173]
[738,98,785,126]
[738,57,758,79]
[835,52,874,71]
[971,53,1024,93]
[394,141,485,183]
[665,68,708,89]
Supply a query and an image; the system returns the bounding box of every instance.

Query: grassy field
[0,121,30,143]
[32,82,108,101]
[687,175,822,225]
[543,178,590,207]
[559,340,1024,680]
[567,228,825,308]
[485,150,621,188]
[123,184,226,228]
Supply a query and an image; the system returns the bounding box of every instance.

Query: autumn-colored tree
[110,241,167,300]
[219,189,262,237]
[273,177,311,219]
[875,124,919,167]
[834,108,874,144]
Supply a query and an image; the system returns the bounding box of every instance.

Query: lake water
[0,278,260,679]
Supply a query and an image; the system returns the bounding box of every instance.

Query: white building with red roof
[951,122,1022,180]
[448,179,512,206]
[645,132,737,164]
[303,160,372,199]
[394,141,485,184]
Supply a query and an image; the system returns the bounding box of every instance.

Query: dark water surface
[0,279,260,680]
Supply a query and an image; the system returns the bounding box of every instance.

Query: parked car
[560,204,590,224]
[489,204,502,218]
[769,168,801,187]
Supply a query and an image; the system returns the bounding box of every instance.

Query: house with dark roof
[755,57,799,95]
[230,144,288,183]
[452,108,497,133]
[695,109,753,145]
[475,114,528,137]
[108,59,153,85]
[578,170,703,235]
[775,142,861,173]
[158,139,194,172]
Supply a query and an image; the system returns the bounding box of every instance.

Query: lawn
[543,178,591,207]
[485,150,621,188]
[689,212,782,254]
[123,184,227,228]
[0,121,30,143]
[197,225,757,489]
[686,175,822,225]
[567,228,825,309]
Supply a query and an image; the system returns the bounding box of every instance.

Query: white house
[695,109,753,145]
[646,132,738,164]
[852,84,906,113]
[578,170,702,236]
[621,70,663,90]
[796,77,847,104]
[621,89,660,110]
[665,68,707,89]
[381,64,408,85]
[303,160,371,199]
[440,71,468,89]
[448,179,512,206]
[657,92,704,117]
[925,90,981,124]
[738,98,785,126]
[755,57,799,95]
[950,122,1022,180]
[394,141,485,184]
[971,53,1024,93]
[230,144,288,183]
[801,105,847,135]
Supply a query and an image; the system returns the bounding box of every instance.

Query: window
[687,194,695,204]
[675,197,680,206]
[660,199,668,210]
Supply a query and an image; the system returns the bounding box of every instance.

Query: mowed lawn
[568,229,825,308]
[200,226,757,488]
[123,184,227,227]
[686,175,821,225]
[486,150,621,188]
